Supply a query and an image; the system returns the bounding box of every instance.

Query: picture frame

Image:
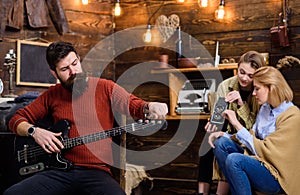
[16,40,57,87]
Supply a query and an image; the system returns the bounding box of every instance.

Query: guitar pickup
[19,162,45,176]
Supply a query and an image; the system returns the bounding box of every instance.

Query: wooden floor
[131,179,219,195]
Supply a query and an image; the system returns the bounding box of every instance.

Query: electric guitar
[14,119,167,176]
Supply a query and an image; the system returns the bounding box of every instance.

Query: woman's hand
[222,110,243,130]
[205,119,218,133]
[208,131,224,148]
[225,90,244,107]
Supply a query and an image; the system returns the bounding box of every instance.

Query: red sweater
[9,77,147,173]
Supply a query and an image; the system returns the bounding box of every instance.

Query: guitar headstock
[137,119,168,131]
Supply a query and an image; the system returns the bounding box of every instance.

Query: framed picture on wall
[16,40,58,87]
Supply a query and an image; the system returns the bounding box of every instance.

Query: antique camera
[210,97,228,129]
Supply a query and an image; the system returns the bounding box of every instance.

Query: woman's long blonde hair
[253,66,293,107]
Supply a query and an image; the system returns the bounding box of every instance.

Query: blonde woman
[209,66,300,195]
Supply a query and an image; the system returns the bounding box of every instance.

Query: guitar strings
[63,121,158,148]
[17,122,159,161]
[17,120,163,161]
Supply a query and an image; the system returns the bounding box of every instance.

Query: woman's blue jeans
[213,137,284,195]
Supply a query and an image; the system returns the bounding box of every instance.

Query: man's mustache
[68,74,77,82]
[67,73,86,83]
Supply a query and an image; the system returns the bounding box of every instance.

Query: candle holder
[3,49,17,98]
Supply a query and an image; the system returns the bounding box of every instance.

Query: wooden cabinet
[151,64,238,119]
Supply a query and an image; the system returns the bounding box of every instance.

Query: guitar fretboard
[62,120,160,149]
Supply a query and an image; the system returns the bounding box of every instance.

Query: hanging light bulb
[215,0,225,20]
[82,0,88,5]
[198,0,208,8]
[143,24,152,43]
[114,0,121,16]
[177,0,185,3]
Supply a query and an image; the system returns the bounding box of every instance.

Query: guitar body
[14,120,72,176]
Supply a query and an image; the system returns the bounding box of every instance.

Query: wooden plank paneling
[66,11,113,35]
[61,1,113,15]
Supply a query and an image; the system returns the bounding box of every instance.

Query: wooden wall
[114,0,300,102]
[115,0,300,58]
[0,0,300,97]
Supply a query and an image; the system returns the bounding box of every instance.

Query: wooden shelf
[151,63,238,74]
[166,114,210,120]
[151,64,238,117]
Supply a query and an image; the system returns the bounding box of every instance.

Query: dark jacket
[1,0,69,39]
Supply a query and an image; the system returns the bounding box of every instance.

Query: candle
[215,41,219,56]
[214,41,220,67]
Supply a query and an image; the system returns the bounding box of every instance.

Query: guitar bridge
[19,162,45,176]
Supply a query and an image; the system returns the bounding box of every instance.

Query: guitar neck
[62,121,159,149]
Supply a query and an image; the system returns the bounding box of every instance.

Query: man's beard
[60,73,88,98]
